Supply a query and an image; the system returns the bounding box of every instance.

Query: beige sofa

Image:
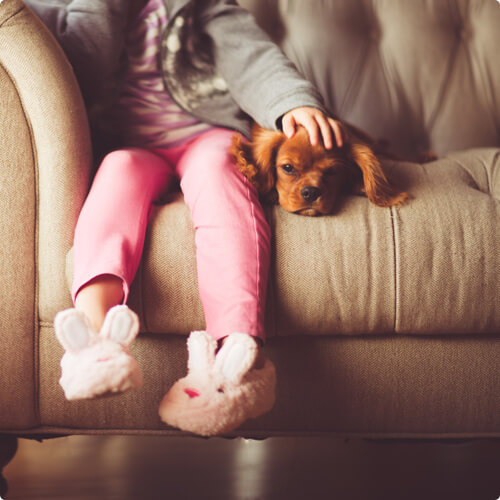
[1,0,499,487]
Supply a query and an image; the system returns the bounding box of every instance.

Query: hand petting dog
[281,107,347,150]
[232,113,409,216]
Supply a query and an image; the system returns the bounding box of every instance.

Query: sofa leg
[0,435,18,497]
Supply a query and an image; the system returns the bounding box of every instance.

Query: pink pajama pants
[72,129,270,342]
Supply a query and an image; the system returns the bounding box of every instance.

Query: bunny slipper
[158,331,276,436]
[54,305,143,400]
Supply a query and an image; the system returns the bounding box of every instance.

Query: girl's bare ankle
[74,274,124,332]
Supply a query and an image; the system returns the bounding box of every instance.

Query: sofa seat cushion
[67,149,500,337]
[269,148,499,336]
[38,327,500,436]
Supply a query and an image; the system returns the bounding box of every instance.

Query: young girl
[27,0,344,435]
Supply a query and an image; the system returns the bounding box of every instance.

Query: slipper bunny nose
[184,388,200,399]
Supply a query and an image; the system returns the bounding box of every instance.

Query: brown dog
[231,124,409,216]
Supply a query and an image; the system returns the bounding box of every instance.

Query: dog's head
[232,124,409,216]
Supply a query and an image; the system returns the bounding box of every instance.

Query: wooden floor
[3,435,500,499]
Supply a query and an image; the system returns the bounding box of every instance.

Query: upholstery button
[370,29,380,42]
[459,25,472,41]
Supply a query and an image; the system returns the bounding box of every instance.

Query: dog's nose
[301,186,321,203]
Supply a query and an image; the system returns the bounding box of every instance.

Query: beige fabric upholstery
[1,0,499,438]
[0,0,92,325]
[0,16,37,428]
[0,0,91,428]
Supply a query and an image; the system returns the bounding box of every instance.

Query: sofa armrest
[0,0,91,428]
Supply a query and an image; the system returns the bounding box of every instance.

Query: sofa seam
[453,156,491,195]
[465,3,500,141]
[30,81,41,428]
[390,206,399,334]
[5,426,500,440]
[0,2,24,28]
[490,150,500,199]
[422,0,463,140]
[338,38,371,116]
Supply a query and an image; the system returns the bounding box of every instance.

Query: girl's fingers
[317,114,334,149]
[304,117,321,147]
[328,118,345,148]
[282,108,346,149]
[282,113,297,139]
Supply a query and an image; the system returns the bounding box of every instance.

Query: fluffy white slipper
[158,331,276,436]
[54,305,143,400]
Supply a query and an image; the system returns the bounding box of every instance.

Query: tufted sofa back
[239,0,500,160]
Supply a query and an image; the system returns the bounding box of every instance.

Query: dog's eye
[281,164,296,175]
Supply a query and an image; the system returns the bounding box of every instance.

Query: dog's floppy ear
[231,124,285,199]
[350,143,409,207]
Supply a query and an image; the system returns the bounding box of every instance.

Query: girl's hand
[282,107,346,149]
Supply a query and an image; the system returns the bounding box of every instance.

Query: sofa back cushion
[240,0,500,159]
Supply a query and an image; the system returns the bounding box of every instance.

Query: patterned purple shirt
[114,0,212,149]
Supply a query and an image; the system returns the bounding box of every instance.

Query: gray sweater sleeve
[200,0,327,129]
[24,0,130,101]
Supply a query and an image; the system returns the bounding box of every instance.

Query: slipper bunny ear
[187,331,218,373]
[54,309,97,353]
[214,333,258,385]
[100,305,139,346]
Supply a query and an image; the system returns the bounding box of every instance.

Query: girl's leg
[72,148,175,331]
[158,131,275,435]
[173,129,271,343]
[54,148,174,400]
